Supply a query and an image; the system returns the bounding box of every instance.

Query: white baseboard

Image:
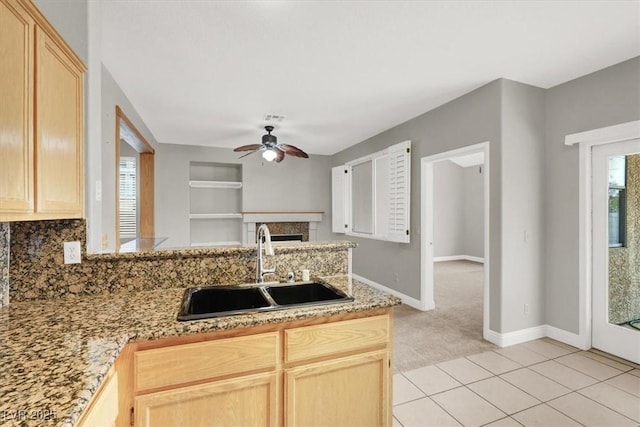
[545,325,588,350]
[484,324,587,349]
[484,325,546,347]
[353,273,588,350]
[434,255,484,264]
[352,274,433,311]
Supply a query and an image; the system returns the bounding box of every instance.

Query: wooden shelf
[190,241,242,247]
[189,213,242,220]
[189,180,242,189]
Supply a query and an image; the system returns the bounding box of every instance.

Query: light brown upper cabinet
[0,0,85,222]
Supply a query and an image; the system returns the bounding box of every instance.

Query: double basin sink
[177,281,354,321]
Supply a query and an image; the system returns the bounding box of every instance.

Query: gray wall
[433,161,484,259]
[332,78,548,334]
[434,160,464,257]
[33,0,88,63]
[462,166,484,258]
[500,80,546,332]
[332,80,504,331]
[545,57,640,334]
[155,143,333,249]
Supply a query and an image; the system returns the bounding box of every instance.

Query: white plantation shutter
[337,140,411,243]
[332,165,348,233]
[119,157,137,238]
[386,141,410,243]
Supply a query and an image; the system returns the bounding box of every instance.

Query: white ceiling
[101,1,640,156]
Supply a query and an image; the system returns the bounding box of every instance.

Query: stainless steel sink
[177,281,353,321]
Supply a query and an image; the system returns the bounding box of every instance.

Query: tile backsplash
[0,223,9,307]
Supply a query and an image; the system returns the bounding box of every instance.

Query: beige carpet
[393,260,497,372]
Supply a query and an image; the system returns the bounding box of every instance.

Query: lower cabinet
[285,350,389,427]
[106,310,392,427]
[135,372,279,427]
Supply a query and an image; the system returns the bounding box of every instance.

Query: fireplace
[242,212,324,244]
[257,222,309,242]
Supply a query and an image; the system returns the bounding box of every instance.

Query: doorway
[115,106,155,251]
[421,142,490,340]
[592,138,640,363]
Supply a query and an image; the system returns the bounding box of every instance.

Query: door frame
[115,106,155,251]
[420,141,490,340]
[591,139,640,362]
[565,120,640,350]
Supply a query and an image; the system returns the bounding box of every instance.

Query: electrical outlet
[523,303,530,315]
[63,241,81,264]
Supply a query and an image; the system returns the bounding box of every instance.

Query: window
[119,156,137,240]
[608,155,626,247]
[332,140,411,243]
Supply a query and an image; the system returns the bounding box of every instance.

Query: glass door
[592,138,640,363]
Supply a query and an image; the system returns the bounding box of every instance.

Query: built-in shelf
[189,162,243,247]
[190,241,242,247]
[189,180,242,189]
[189,213,243,220]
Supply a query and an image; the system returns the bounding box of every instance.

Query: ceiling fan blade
[274,147,285,163]
[278,144,309,158]
[238,148,262,159]
[233,144,263,152]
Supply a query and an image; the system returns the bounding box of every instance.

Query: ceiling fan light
[262,149,277,162]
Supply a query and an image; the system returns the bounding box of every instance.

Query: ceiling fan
[233,126,309,163]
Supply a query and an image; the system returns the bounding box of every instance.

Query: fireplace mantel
[242,211,323,223]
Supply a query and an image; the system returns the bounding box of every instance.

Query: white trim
[190,213,243,220]
[434,255,484,264]
[484,324,585,349]
[189,180,242,189]
[421,142,491,342]
[564,120,640,146]
[566,120,640,353]
[352,273,431,311]
[242,212,323,223]
[484,325,546,348]
[190,241,242,247]
[545,325,587,350]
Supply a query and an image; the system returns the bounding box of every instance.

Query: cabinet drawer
[135,332,278,391]
[285,315,390,363]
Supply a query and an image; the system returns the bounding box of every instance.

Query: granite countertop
[0,275,400,427]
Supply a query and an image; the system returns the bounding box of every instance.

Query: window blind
[119,157,137,238]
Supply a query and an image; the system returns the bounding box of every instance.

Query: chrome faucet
[256,224,276,283]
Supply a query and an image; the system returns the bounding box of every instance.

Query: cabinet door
[0,0,34,215]
[35,26,84,216]
[285,350,390,427]
[77,371,119,427]
[135,372,279,427]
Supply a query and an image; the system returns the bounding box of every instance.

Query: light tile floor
[393,338,640,426]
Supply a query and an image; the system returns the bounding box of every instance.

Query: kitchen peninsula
[0,239,400,427]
